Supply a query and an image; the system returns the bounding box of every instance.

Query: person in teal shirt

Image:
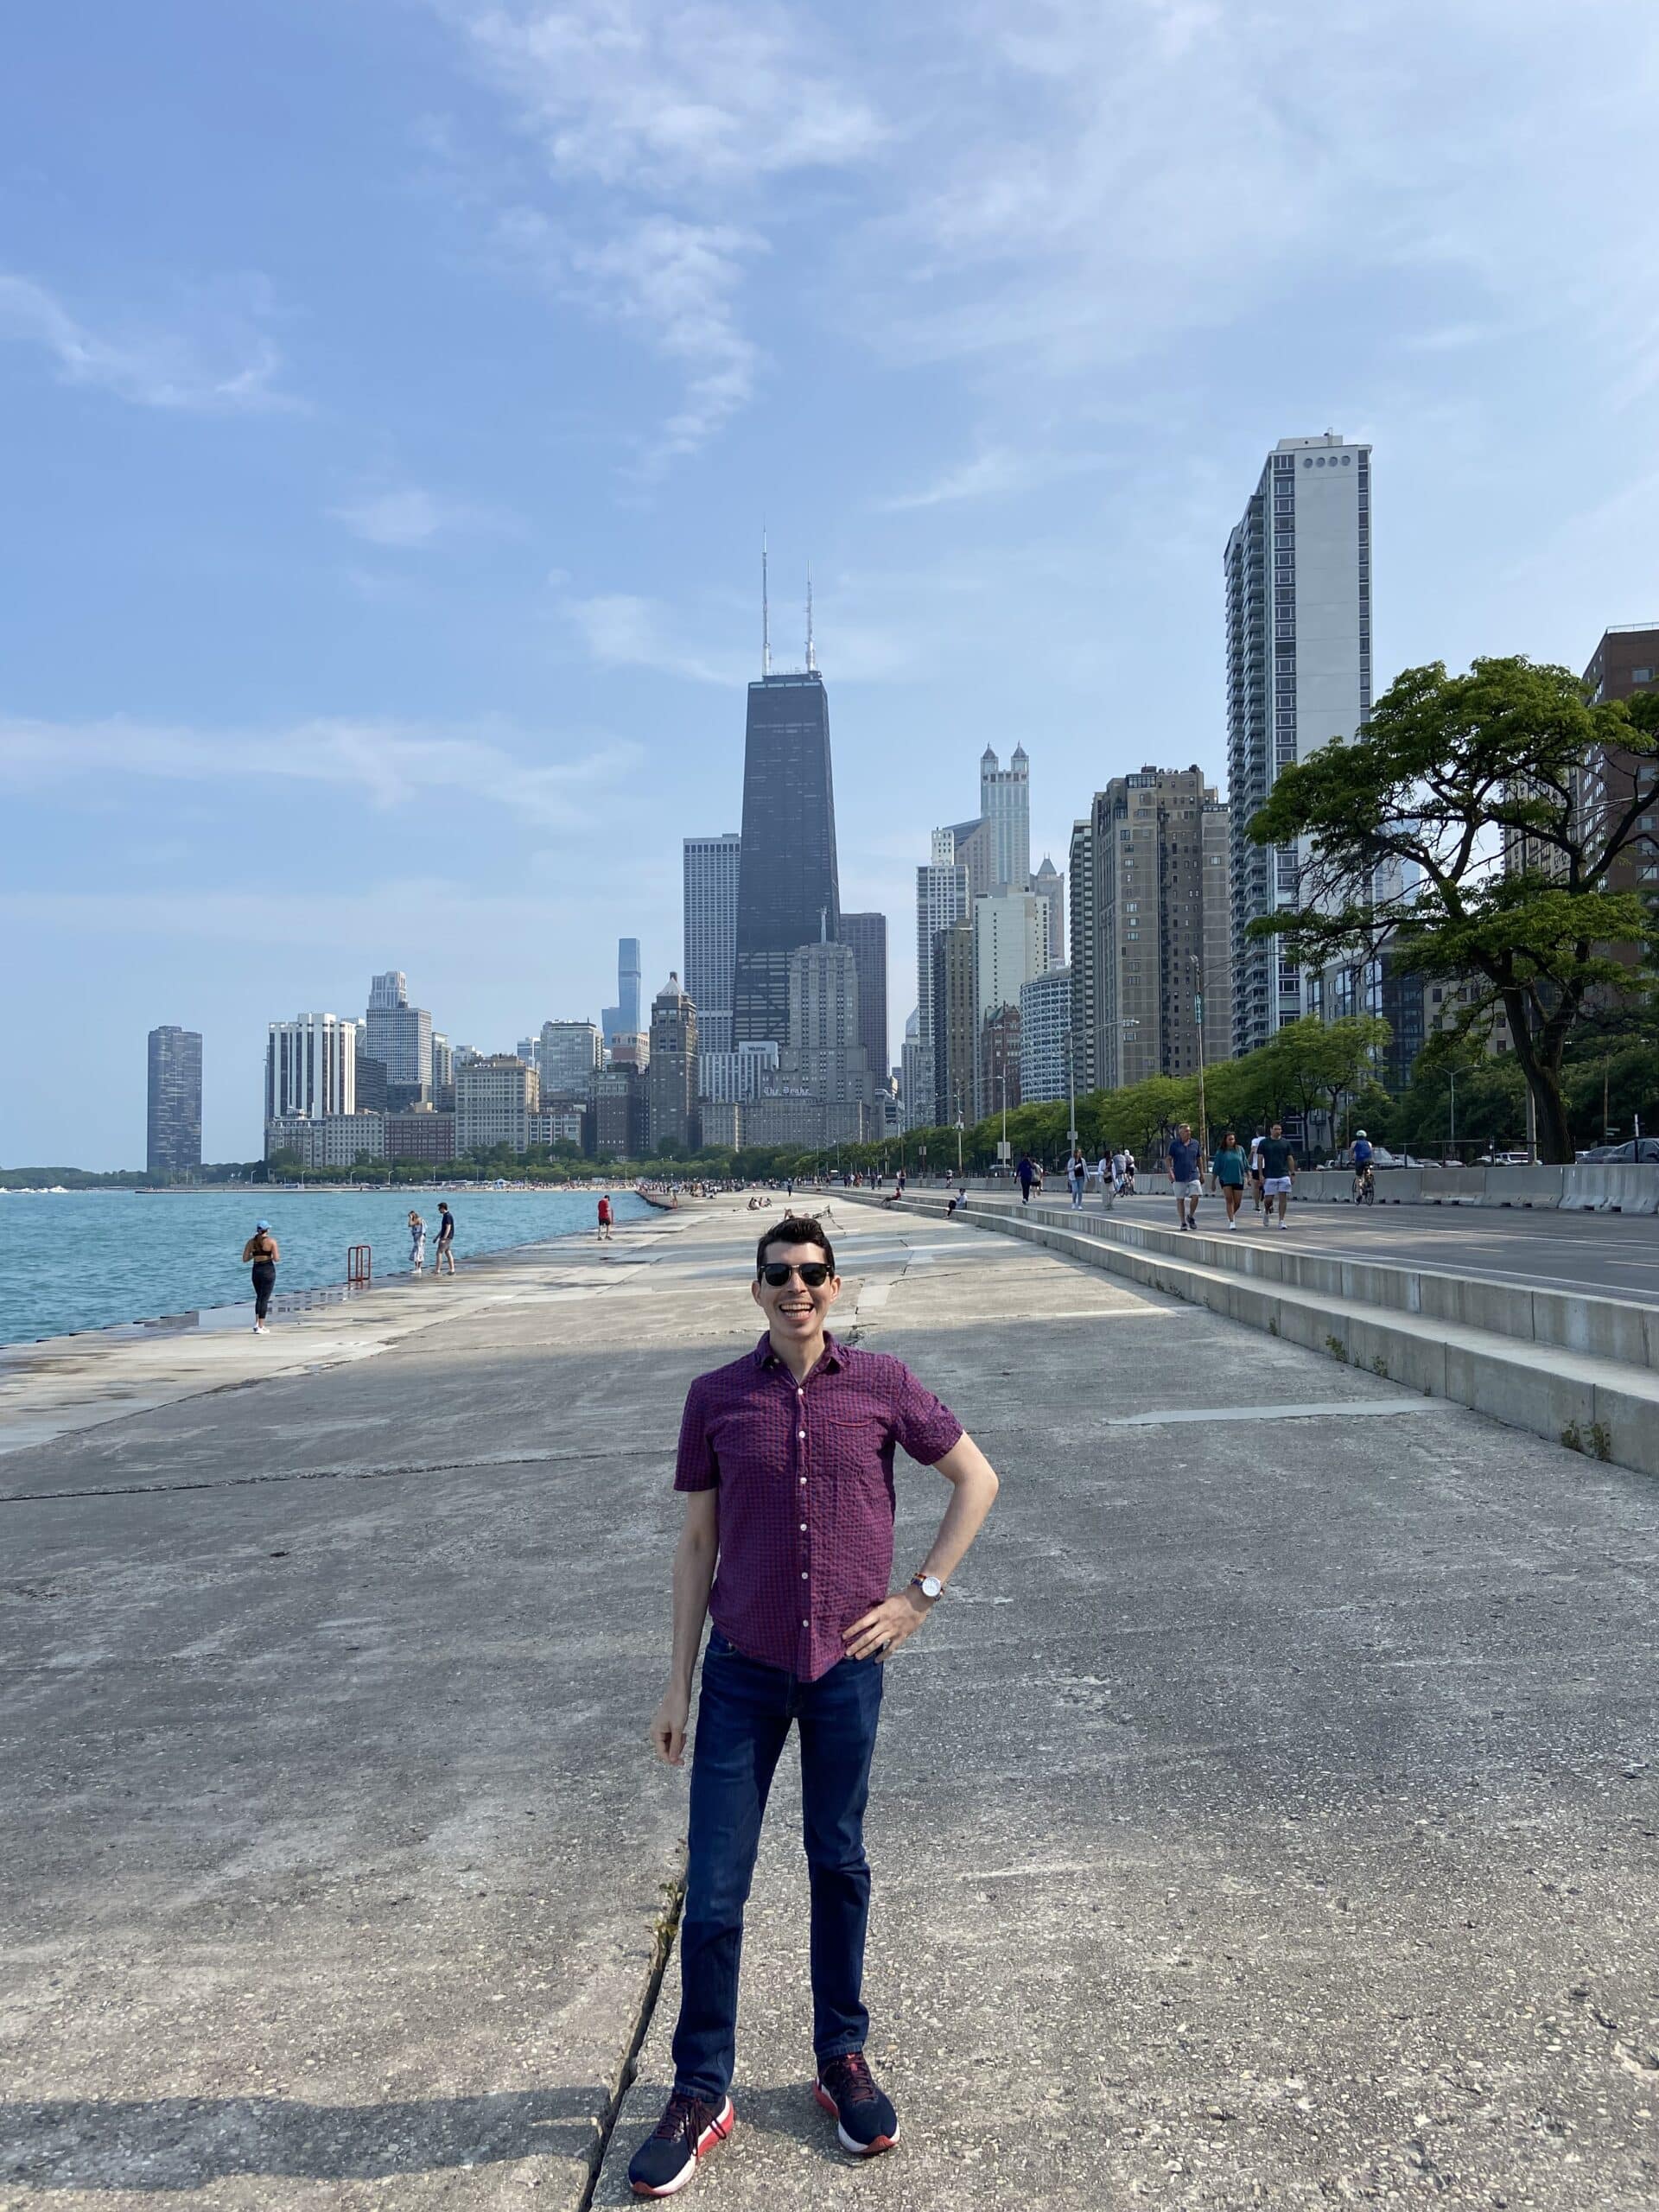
[1211,1128,1248,1230]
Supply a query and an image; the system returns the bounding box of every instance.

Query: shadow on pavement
[0,2088,606,2189]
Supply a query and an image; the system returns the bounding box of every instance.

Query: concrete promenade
[3,1198,1656,2209]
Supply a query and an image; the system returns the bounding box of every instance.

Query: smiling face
[751,1239,842,1349]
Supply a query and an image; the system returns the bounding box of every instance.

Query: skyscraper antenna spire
[761,528,772,677]
[805,568,816,672]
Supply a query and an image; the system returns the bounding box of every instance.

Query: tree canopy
[1249,656,1658,1161]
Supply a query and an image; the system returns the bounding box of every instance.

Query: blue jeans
[671,1629,885,2101]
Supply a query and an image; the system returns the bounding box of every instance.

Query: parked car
[1576,1140,1659,1163]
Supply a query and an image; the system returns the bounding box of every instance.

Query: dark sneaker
[815,2050,899,2156]
[627,2090,734,2197]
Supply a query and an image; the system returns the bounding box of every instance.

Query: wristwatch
[909,1572,945,1602]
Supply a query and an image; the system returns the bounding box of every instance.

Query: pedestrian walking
[241,1220,279,1333]
[1211,1128,1247,1229]
[1258,1122,1297,1228]
[408,1210,426,1274]
[598,1193,614,1242]
[626,1213,1000,2196]
[434,1201,457,1274]
[1168,1122,1204,1231]
[1016,1151,1038,1205]
[1066,1144,1087,1210]
[1110,1147,1128,1197]
[1249,1130,1266,1213]
[1096,1152,1112,1206]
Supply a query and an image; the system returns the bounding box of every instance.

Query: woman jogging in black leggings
[241,1220,280,1333]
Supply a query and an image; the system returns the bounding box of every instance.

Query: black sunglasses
[760,1261,833,1288]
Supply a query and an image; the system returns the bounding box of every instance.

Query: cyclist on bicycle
[1351,1128,1375,1203]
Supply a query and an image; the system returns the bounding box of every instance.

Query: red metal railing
[346,1244,372,1286]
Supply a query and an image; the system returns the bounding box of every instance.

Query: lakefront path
[3,1197,1655,2209]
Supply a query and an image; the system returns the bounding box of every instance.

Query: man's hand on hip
[651,1686,691,1766]
[842,1586,930,1662]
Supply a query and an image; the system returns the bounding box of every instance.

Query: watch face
[921,1575,944,1599]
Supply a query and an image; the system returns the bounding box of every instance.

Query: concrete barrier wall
[836,1186,1659,1370]
[835,1187,1659,1476]
[1294,1163,1658,1214]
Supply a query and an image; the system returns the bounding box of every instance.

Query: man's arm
[842,1432,1000,1662]
[650,1488,719,1766]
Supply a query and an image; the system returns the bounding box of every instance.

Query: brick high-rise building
[1069,769,1232,1092]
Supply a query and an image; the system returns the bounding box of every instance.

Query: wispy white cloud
[0,715,638,830]
[327,483,520,547]
[878,442,1111,512]
[0,882,620,950]
[571,216,762,467]
[437,0,883,193]
[559,591,746,684]
[430,1,883,464]
[0,271,294,412]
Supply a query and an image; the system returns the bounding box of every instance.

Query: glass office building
[733,670,840,1046]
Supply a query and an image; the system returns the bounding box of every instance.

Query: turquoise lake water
[0,1186,653,1347]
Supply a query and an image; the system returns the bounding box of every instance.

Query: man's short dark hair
[757,1214,836,1275]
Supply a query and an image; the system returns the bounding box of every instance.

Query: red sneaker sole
[630,2099,734,2197]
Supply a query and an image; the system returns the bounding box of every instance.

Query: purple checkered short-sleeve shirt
[676,1331,964,1681]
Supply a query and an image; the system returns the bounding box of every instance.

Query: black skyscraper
[733,669,840,1046]
[147,1024,202,1177]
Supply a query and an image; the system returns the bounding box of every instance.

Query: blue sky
[4,1,1657,1166]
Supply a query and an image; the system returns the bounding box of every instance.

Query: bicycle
[1351,1163,1375,1205]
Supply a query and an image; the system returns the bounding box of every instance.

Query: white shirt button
[799,1522,807,1532]
[801,1618,808,1627]
[801,1570,809,1580]
[798,1429,805,1440]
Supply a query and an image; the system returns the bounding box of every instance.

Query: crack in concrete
[575,1869,686,2209]
[0,1440,680,1506]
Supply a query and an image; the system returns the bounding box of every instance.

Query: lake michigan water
[0,1186,654,1347]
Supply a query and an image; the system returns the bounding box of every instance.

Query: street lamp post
[1191,953,1207,1160]
[1065,1026,1077,1151]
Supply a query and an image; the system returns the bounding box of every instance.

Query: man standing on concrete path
[1211,1129,1248,1229]
[1096,1151,1112,1207]
[1016,1151,1037,1205]
[1168,1122,1204,1231]
[434,1201,457,1274]
[598,1193,614,1242]
[1259,1122,1297,1228]
[628,1213,1000,2198]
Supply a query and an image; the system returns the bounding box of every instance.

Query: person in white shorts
[1257,1122,1297,1228]
[1166,1122,1205,1230]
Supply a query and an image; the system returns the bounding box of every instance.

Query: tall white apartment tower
[683,833,741,1056]
[980,745,1031,893]
[1224,432,1373,1054]
[265,1013,359,1122]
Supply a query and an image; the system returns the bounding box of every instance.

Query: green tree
[1250,658,1657,1162]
